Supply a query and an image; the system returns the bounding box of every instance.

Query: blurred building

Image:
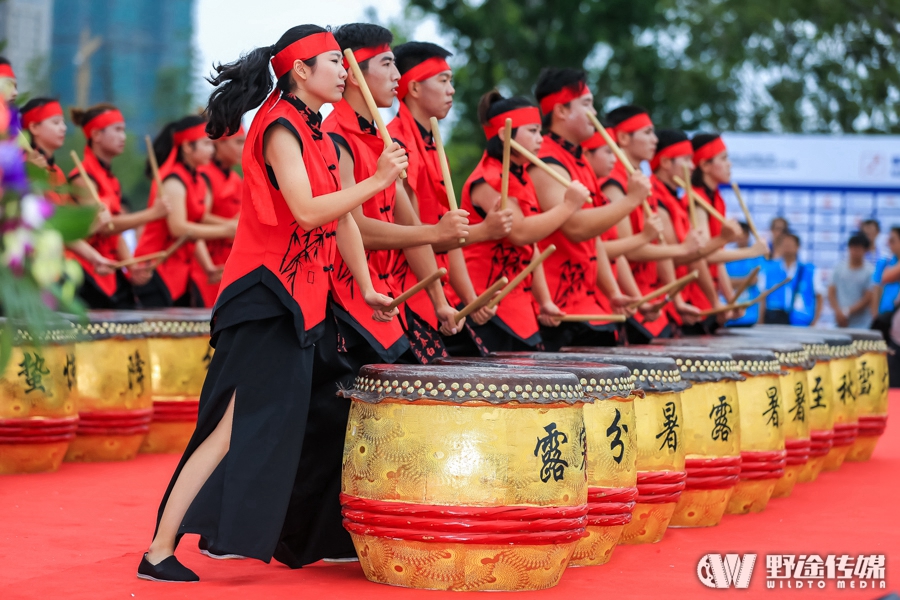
[49,0,196,138]
[0,0,54,95]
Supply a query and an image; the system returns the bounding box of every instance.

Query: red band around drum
[809,428,835,458]
[684,456,741,490]
[586,486,637,526]
[151,400,200,422]
[76,409,153,436]
[635,470,687,503]
[831,422,859,447]
[340,494,587,544]
[739,450,787,481]
[784,437,811,466]
[0,416,78,444]
[857,414,888,437]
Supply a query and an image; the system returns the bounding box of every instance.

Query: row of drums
[0,309,212,474]
[338,326,889,592]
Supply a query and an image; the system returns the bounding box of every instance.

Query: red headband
[342,44,391,70]
[0,64,14,79]
[83,109,124,138]
[650,139,693,171]
[22,101,63,129]
[692,136,727,166]
[173,122,208,146]
[397,57,451,100]
[582,128,616,151]
[483,107,541,139]
[271,32,341,79]
[538,82,588,116]
[613,113,653,135]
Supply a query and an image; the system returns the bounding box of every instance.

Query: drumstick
[673,176,727,225]
[499,118,512,210]
[627,271,699,309]
[698,277,791,317]
[429,116,464,245]
[69,150,103,208]
[697,302,752,317]
[683,163,696,228]
[730,181,761,241]
[508,138,571,189]
[455,277,508,323]
[145,134,165,195]
[487,244,556,309]
[343,49,406,179]
[386,268,447,310]
[558,314,627,323]
[113,235,189,270]
[729,265,760,304]
[586,112,653,217]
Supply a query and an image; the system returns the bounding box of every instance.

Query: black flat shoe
[137,553,199,582]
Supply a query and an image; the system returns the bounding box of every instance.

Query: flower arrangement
[0,99,95,369]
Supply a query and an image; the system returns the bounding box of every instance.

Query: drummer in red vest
[388,41,513,360]
[132,115,236,307]
[68,103,171,308]
[650,129,743,333]
[325,24,469,366]
[21,97,117,277]
[530,68,649,350]
[140,25,406,582]
[460,89,589,353]
[192,126,245,307]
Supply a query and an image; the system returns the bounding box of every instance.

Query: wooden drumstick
[455,277,508,323]
[558,314,627,323]
[586,112,653,217]
[673,176,727,225]
[113,235,189,270]
[500,118,512,210]
[487,244,556,309]
[69,150,103,208]
[627,271,699,309]
[698,277,791,317]
[429,116,464,245]
[508,138,571,189]
[683,163,697,228]
[729,265,760,304]
[698,302,751,317]
[730,181,761,241]
[145,134,165,195]
[386,268,447,310]
[343,49,406,179]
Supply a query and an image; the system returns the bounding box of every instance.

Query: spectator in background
[828,233,874,328]
[760,230,821,325]
[725,222,764,326]
[860,218,883,266]
[872,226,900,386]
[768,216,789,256]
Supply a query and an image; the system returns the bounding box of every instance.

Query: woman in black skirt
[137,25,407,582]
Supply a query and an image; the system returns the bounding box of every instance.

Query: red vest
[216,95,339,343]
[45,161,68,206]
[652,175,711,313]
[536,133,612,316]
[68,146,123,296]
[461,153,540,342]
[135,161,207,301]
[387,103,451,326]
[192,161,242,306]
[694,184,726,237]
[323,100,406,356]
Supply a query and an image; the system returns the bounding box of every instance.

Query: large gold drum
[64,312,152,462]
[0,321,78,474]
[439,355,641,566]
[340,365,588,592]
[516,351,690,545]
[136,309,212,454]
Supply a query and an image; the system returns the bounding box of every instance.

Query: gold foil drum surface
[848,350,889,462]
[340,365,588,591]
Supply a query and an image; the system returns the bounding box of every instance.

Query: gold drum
[0,323,78,474]
[823,349,859,471]
[136,309,212,454]
[340,365,588,592]
[843,333,890,461]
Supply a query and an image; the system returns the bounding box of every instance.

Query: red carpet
[2,396,899,600]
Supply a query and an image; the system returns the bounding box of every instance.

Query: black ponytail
[205,24,328,139]
[477,89,536,161]
[146,114,206,178]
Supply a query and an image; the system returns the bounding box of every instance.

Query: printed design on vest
[404,306,449,364]
[553,260,586,307]
[488,243,526,285]
[280,223,331,294]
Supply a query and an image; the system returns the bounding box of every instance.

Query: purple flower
[6,105,20,138]
[0,141,27,192]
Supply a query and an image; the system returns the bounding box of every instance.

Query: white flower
[2,227,32,270]
[20,194,51,229]
[30,229,64,286]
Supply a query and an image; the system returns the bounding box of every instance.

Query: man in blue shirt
[725,222,765,326]
[760,230,821,326]
[872,226,900,316]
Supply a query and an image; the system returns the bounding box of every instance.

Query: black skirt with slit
[154,283,356,566]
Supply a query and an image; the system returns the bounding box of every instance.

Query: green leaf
[44,205,98,242]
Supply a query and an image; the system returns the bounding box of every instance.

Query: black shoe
[137,553,199,582]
